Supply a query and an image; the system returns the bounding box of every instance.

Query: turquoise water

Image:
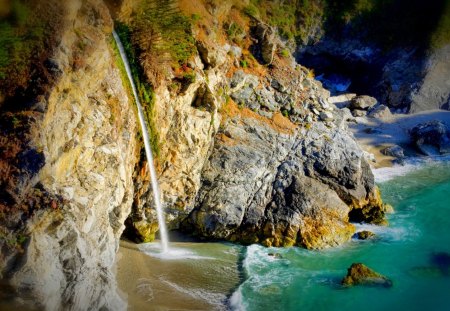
[230,162,450,311]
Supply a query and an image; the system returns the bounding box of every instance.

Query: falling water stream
[113,30,169,253]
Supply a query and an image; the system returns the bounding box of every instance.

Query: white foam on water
[159,278,227,310]
[229,287,246,311]
[373,155,450,183]
[135,278,154,302]
[373,162,419,183]
[354,221,420,243]
[138,243,214,260]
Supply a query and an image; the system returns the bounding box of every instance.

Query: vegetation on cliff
[241,0,450,50]
[112,23,160,157]
[0,0,63,100]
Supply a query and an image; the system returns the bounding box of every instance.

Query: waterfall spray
[113,30,169,253]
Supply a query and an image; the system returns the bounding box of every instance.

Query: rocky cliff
[122,0,386,248]
[1,0,137,309]
[293,0,450,113]
[1,0,388,309]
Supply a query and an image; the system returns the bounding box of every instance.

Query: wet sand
[349,110,450,168]
[114,239,242,311]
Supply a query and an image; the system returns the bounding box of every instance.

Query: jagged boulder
[368,104,392,119]
[342,263,393,287]
[251,22,277,65]
[350,95,378,110]
[328,93,357,109]
[409,120,450,155]
[381,145,405,158]
[185,107,385,249]
[353,231,376,240]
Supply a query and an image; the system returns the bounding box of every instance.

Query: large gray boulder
[185,112,385,249]
[368,105,392,119]
[350,95,378,110]
[410,120,450,155]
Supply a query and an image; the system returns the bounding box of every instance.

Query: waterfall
[112,30,169,253]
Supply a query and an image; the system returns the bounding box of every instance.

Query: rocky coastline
[1,0,449,310]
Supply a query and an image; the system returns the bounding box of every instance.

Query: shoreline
[349,109,450,168]
[114,110,450,310]
[114,239,242,310]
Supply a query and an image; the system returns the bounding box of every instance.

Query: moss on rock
[342,263,393,288]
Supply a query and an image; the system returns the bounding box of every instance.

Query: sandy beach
[349,110,450,168]
[114,109,450,310]
[114,238,242,311]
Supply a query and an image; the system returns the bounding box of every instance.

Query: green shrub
[0,0,61,95]
[183,72,196,84]
[243,3,260,18]
[280,49,290,58]
[226,22,245,43]
[133,0,196,67]
[191,13,201,23]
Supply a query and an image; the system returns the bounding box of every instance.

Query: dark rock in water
[363,127,382,134]
[431,252,450,276]
[342,263,393,287]
[409,120,450,155]
[408,266,443,278]
[381,145,405,158]
[268,253,283,259]
[353,231,376,240]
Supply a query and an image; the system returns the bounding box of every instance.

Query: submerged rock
[342,263,393,287]
[353,231,376,240]
[268,253,283,259]
[430,252,450,276]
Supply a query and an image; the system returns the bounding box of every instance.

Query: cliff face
[1,0,137,309]
[1,0,388,309]
[124,1,386,249]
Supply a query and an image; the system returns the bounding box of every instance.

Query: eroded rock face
[186,109,383,249]
[410,45,450,112]
[129,44,228,241]
[1,0,137,309]
[297,38,450,112]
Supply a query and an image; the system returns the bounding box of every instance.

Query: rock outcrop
[342,263,393,287]
[185,94,383,249]
[124,1,387,249]
[0,0,391,308]
[410,120,450,155]
[296,38,450,113]
[1,0,137,309]
[354,231,376,240]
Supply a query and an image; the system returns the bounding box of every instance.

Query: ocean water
[229,161,450,311]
